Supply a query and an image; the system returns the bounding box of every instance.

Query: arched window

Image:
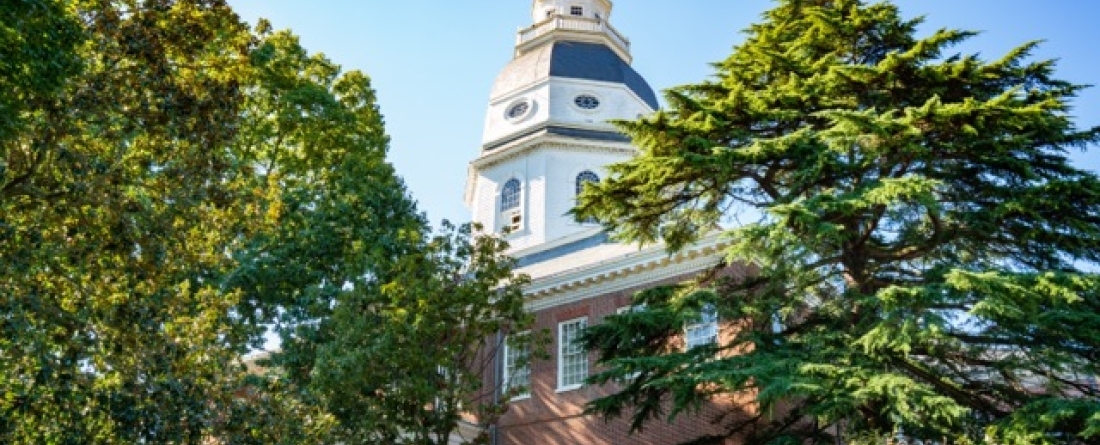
[575,171,599,196]
[575,171,599,224]
[500,178,523,233]
[501,179,521,211]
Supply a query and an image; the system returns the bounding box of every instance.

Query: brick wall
[494,267,755,445]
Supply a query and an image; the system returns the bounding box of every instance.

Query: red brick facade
[492,271,754,445]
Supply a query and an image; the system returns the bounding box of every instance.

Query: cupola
[520,0,629,63]
[530,0,613,23]
[465,0,657,254]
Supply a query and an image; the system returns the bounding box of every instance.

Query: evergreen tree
[577,1,1100,444]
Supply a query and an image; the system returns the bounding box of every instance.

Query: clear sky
[228,1,1100,228]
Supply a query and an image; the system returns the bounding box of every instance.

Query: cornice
[464,135,636,207]
[475,134,635,169]
[524,233,729,312]
[508,226,604,258]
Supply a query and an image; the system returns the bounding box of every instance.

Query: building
[465,1,750,443]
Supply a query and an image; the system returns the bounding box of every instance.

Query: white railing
[517,15,630,53]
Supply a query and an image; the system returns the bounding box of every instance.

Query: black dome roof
[492,41,659,110]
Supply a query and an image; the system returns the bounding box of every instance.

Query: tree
[576,1,1100,444]
[2,2,533,440]
[302,221,533,445]
[1,0,262,443]
[225,25,535,445]
[0,0,82,144]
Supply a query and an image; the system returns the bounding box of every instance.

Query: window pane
[685,304,718,349]
[575,171,600,224]
[501,179,521,211]
[505,334,530,397]
[575,171,599,196]
[559,318,588,388]
[573,94,600,110]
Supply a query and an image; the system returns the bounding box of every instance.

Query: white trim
[524,232,729,312]
[507,225,603,259]
[557,316,588,391]
[474,138,636,172]
[497,175,526,235]
[503,331,531,400]
[488,78,551,107]
[466,138,635,209]
[572,169,601,225]
[487,77,652,119]
[684,303,718,349]
[615,304,645,379]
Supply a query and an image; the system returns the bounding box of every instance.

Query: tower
[465,0,658,255]
[467,3,745,445]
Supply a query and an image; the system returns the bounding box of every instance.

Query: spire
[518,0,631,63]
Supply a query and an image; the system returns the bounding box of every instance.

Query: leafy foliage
[1,0,258,442]
[0,0,82,143]
[302,222,531,445]
[2,3,532,444]
[577,1,1100,444]
[225,25,534,445]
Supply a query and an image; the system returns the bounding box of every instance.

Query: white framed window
[558,317,588,390]
[570,6,584,16]
[573,94,600,110]
[575,170,599,196]
[501,178,521,211]
[433,365,460,412]
[574,170,599,224]
[616,304,647,380]
[503,332,531,399]
[684,303,718,349]
[500,178,522,233]
[570,92,603,114]
[504,97,535,123]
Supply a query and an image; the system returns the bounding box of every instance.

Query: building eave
[523,232,729,312]
[464,135,636,209]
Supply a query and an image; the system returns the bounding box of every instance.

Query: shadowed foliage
[577,1,1100,444]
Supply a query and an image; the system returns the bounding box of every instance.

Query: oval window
[574,94,600,110]
[506,101,531,119]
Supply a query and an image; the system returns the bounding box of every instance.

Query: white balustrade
[517,15,631,53]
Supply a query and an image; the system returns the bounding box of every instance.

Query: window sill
[555,384,583,393]
[509,393,531,401]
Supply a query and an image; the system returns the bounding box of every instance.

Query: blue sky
[228,1,1100,228]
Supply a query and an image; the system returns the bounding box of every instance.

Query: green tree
[576,1,1100,444]
[225,25,535,445]
[1,0,262,443]
[304,221,532,445]
[0,0,82,144]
